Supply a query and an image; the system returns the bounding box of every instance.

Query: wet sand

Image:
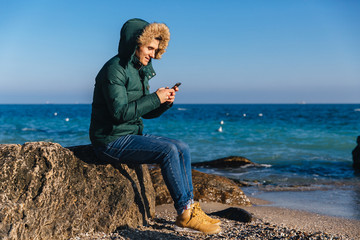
[209,197,360,239]
[73,197,360,239]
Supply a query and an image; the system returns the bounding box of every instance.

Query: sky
[0,0,359,104]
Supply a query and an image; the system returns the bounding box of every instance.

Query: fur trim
[137,23,170,59]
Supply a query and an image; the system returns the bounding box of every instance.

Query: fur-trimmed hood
[117,18,170,65]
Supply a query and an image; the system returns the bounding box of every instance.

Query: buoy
[259,113,263,117]
[220,120,224,125]
[54,112,58,116]
[65,118,70,122]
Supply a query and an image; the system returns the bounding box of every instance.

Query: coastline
[243,186,360,221]
[155,199,360,239]
[2,141,359,239]
[2,102,359,239]
[73,197,360,239]
[243,196,360,239]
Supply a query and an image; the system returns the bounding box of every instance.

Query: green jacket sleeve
[102,69,161,123]
[142,103,172,119]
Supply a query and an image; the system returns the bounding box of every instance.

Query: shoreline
[242,185,360,221]
[155,198,360,239]
[73,198,360,239]
[244,196,360,238]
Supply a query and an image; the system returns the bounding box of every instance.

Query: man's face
[135,39,159,66]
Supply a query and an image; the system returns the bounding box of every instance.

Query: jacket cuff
[150,92,161,107]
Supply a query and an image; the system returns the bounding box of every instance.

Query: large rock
[191,156,259,168]
[211,207,253,223]
[150,168,251,206]
[353,136,360,170]
[0,142,155,240]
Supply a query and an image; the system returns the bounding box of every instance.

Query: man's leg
[94,134,191,214]
[94,134,221,234]
[142,135,221,226]
[142,134,194,201]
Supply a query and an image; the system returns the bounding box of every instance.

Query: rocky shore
[1,142,359,239]
[72,201,359,240]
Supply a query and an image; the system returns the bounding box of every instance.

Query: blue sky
[0,0,359,104]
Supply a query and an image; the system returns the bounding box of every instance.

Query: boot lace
[192,203,212,222]
[190,206,206,224]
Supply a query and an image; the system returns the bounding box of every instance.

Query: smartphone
[172,82,181,89]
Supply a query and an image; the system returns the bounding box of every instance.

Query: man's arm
[142,103,172,119]
[142,85,179,119]
[101,70,161,123]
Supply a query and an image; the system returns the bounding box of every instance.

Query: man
[89,18,221,234]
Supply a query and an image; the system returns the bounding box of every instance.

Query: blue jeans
[93,134,194,215]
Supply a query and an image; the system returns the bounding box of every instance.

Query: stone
[191,156,259,168]
[150,168,251,206]
[149,167,174,206]
[0,142,155,240]
[210,207,253,223]
[352,136,360,170]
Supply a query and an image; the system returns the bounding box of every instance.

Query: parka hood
[118,18,148,62]
[117,18,170,65]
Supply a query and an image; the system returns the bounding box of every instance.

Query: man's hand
[172,86,179,92]
[156,88,176,104]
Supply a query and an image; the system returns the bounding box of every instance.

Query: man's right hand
[156,88,175,104]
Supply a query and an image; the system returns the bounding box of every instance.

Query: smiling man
[135,38,158,65]
[89,18,221,234]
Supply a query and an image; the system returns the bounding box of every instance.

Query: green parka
[89,18,171,147]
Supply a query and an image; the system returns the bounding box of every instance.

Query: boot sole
[174,225,221,235]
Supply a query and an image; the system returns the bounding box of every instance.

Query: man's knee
[173,139,190,153]
[164,142,179,156]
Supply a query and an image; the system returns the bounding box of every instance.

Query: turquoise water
[1,104,360,219]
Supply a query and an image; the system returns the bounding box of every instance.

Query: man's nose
[149,50,155,58]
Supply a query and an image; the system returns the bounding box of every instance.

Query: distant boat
[355,109,360,112]
[217,126,223,132]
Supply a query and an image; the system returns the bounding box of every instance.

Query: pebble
[71,211,349,240]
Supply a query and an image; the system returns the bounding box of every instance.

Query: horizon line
[0,102,359,105]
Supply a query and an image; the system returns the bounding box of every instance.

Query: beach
[4,142,359,240]
[1,104,360,239]
[73,197,360,239]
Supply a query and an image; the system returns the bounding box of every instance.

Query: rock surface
[210,207,253,222]
[352,136,360,170]
[0,142,155,240]
[150,168,251,206]
[191,156,258,168]
[71,202,355,240]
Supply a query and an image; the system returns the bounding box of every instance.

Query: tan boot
[191,202,221,225]
[175,208,221,234]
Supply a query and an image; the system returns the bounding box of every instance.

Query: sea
[1,104,360,220]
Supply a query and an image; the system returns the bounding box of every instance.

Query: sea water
[1,104,359,219]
